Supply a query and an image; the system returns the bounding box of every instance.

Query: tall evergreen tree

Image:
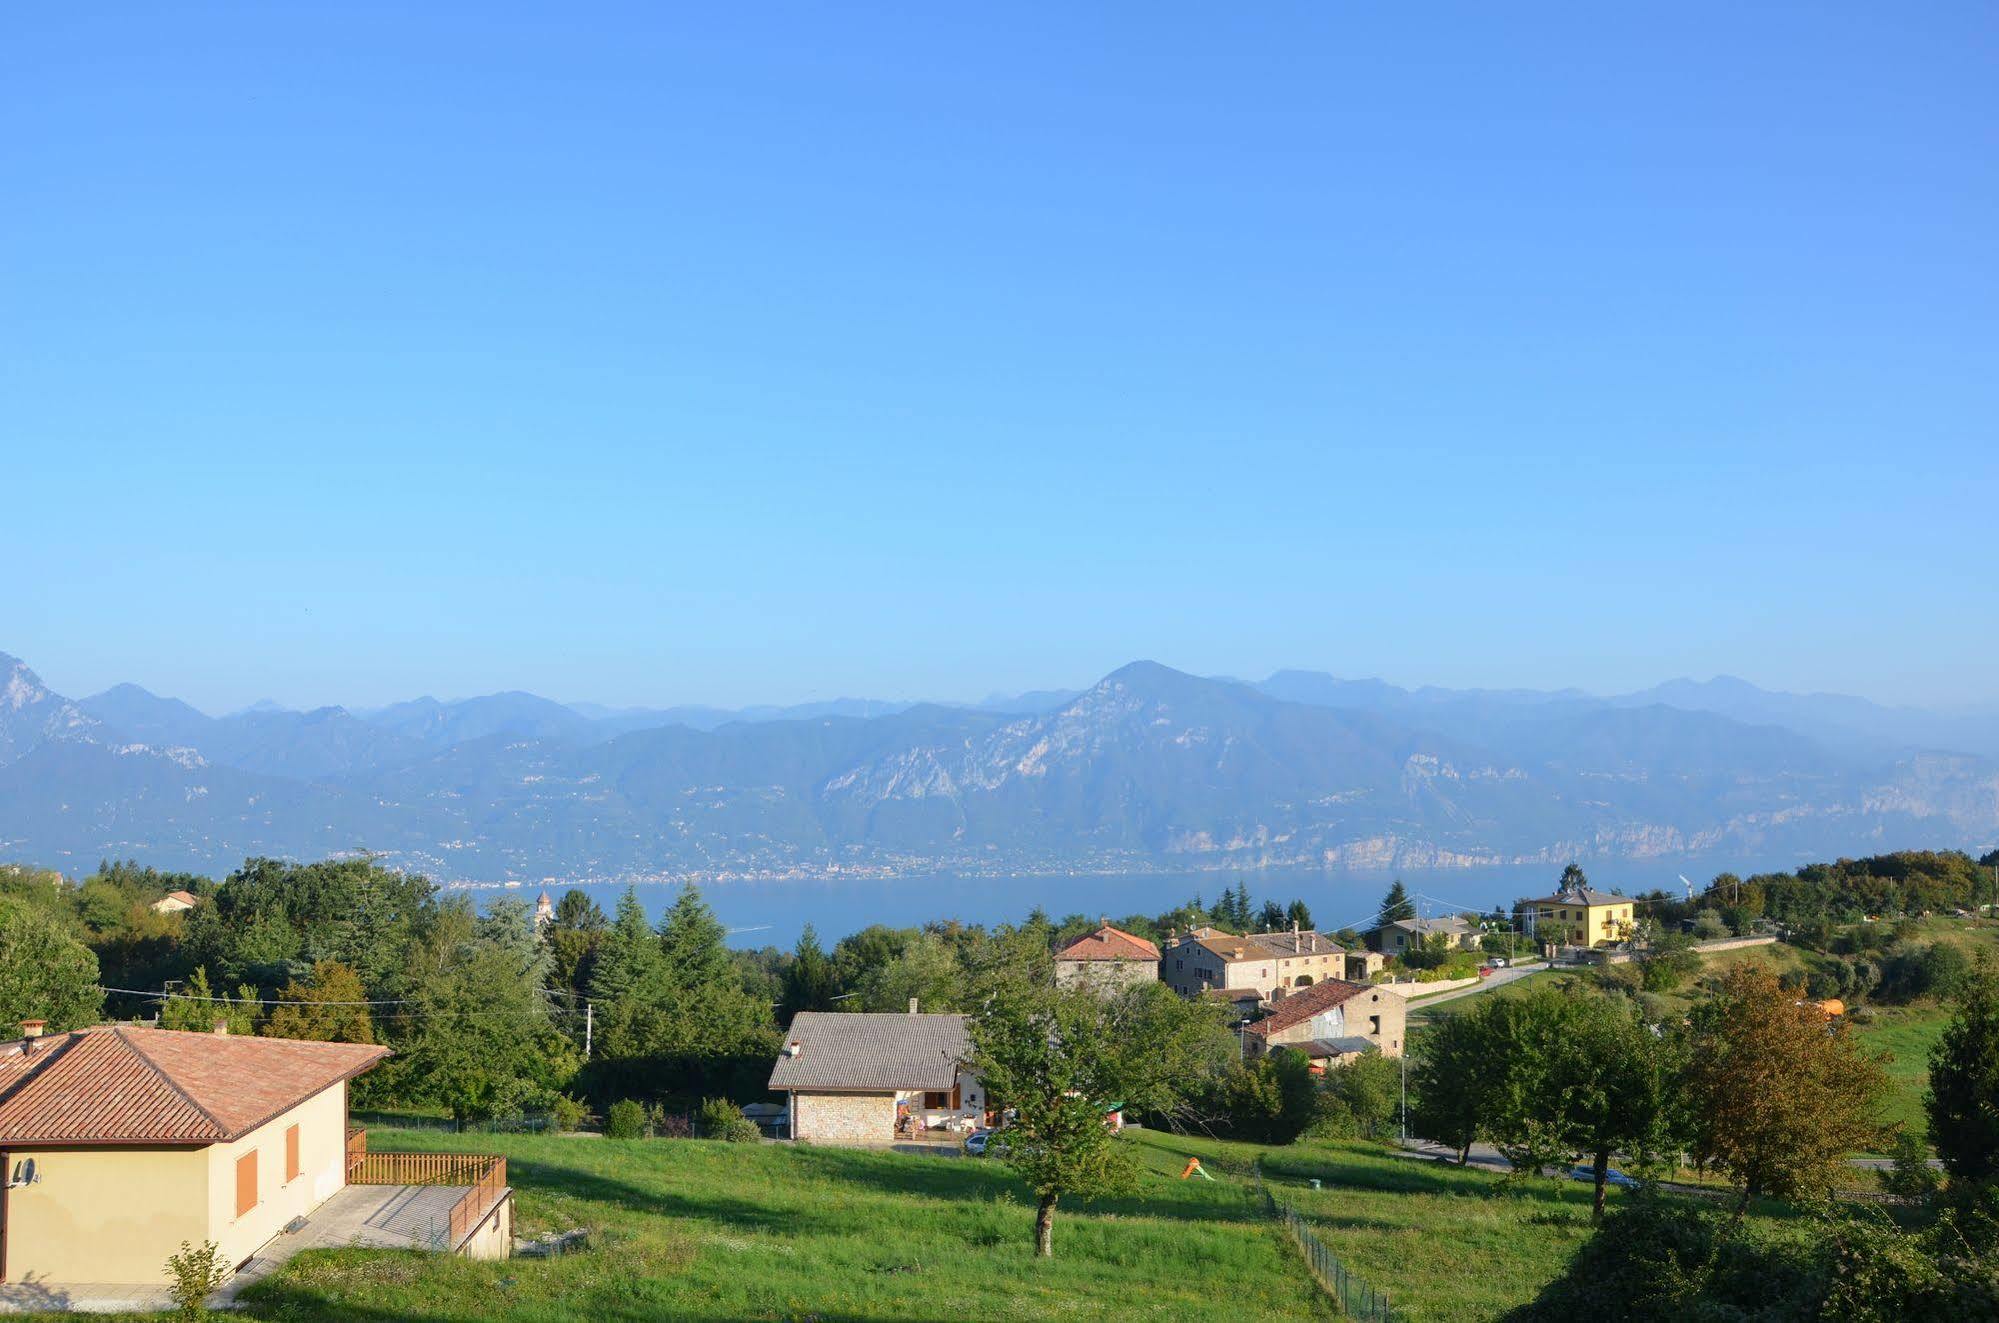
[588,887,665,1005]
[1378,880,1416,927]
[780,924,839,1023]
[1926,955,1999,1187]
[1286,899,1313,931]
[1256,900,1286,932]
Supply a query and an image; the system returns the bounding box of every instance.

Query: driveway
[1401,962,1551,1011]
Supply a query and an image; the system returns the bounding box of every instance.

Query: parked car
[1487,956,1509,968]
[1569,1165,1640,1189]
[964,1128,1005,1157]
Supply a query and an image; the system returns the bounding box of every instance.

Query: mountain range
[2,649,1995,883]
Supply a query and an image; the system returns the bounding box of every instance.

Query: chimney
[212,1018,230,1036]
[19,1019,45,1053]
[783,1040,803,1058]
[908,998,919,1015]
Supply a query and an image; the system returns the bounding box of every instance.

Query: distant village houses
[1053,923,1160,992]
[1161,925,1358,1000]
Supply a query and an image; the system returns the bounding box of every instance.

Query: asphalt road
[1400,961,1553,1012]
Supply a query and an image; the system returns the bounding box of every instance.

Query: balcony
[336,1125,511,1254]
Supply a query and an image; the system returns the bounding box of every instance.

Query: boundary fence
[1253,1165,1393,1322]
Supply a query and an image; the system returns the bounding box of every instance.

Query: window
[1368,1015,1381,1037]
[235,1150,259,1218]
[923,1091,948,1109]
[285,1124,301,1182]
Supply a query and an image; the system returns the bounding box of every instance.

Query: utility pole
[584,1001,593,1060]
[1399,1049,1408,1143]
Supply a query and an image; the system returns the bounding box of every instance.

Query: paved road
[1400,961,1552,1011]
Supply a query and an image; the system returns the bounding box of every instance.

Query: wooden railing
[448,1156,508,1247]
[348,1150,499,1187]
[348,1148,508,1250]
[345,1125,368,1177]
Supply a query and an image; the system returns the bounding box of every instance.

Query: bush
[1692,909,1729,940]
[605,1098,646,1139]
[1878,1131,1941,1202]
[165,1240,228,1321]
[697,1097,761,1142]
[550,1094,589,1133]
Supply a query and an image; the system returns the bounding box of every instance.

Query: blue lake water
[448,851,1798,948]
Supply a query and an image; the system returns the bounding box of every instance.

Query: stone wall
[1056,958,1157,993]
[792,1090,895,1143]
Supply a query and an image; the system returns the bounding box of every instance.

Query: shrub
[605,1099,646,1139]
[647,1104,694,1138]
[698,1097,761,1142]
[550,1094,589,1133]
[1692,909,1729,940]
[165,1240,228,1321]
[1878,1131,1942,1202]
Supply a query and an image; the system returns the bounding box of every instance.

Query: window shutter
[235,1150,259,1217]
[285,1124,301,1182]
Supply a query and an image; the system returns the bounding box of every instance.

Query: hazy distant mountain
[360,692,601,747]
[1611,675,1999,760]
[0,654,99,766]
[3,650,1995,881]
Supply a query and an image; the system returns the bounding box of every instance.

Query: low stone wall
[1392,975,1481,998]
[1691,935,1777,954]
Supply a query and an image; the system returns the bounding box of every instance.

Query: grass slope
[194,1128,1335,1323]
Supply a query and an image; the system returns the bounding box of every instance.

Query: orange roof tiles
[0,1026,387,1146]
[1244,979,1373,1039]
[1055,924,1161,962]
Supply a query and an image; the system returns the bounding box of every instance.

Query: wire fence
[1255,1167,1393,1322]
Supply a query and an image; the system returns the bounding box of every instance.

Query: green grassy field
[139,1128,1335,1323]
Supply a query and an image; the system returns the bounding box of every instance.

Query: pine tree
[1286,899,1313,931]
[588,888,665,1005]
[781,924,838,1022]
[1378,880,1416,927]
[1926,955,1999,1186]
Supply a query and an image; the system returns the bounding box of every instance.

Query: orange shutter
[285,1125,301,1182]
[235,1151,259,1217]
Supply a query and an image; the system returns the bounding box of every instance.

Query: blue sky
[5,4,1996,714]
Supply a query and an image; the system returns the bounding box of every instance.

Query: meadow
[217,1128,1334,1323]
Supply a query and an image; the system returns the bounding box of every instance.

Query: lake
[448,851,1800,947]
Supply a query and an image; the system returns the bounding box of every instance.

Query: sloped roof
[0,1026,388,1146]
[1055,924,1161,962]
[1250,930,1342,958]
[1290,1037,1377,1059]
[1383,915,1475,936]
[769,1012,967,1092]
[1524,887,1632,908]
[159,890,199,906]
[1245,978,1374,1039]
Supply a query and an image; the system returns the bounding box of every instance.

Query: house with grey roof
[769,1009,985,1144]
[1368,914,1480,955]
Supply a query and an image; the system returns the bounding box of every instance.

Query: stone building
[1053,923,1160,992]
[769,1010,984,1143]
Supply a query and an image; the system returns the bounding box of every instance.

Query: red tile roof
[0,1026,388,1146]
[1055,924,1161,962]
[1244,978,1374,1039]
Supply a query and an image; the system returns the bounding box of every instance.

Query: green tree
[158,967,259,1035]
[1255,899,1286,932]
[1285,899,1314,931]
[1325,1049,1400,1140]
[1410,1003,1496,1163]
[780,923,839,1022]
[261,960,374,1043]
[1558,862,1590,892]
[967,976,1140,1258]
[1558,994,1683,1217]
[1926,955,1999,1187]
[587,888,666,1006]
[1683,965,1889,1214]
[545,890,606,1000]
[0,897,102,1031]
[1378,880,1416,928]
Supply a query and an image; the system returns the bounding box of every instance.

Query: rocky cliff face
[1,651,1994,881]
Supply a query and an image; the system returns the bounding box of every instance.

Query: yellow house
[1524,885,1636,948]
[0,1021,389,1288]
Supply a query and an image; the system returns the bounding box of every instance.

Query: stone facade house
[1242,977,1407,1062]
[1370,915,1479,955]
[1161,926,1344,1001]
[0,1022,391,1288]
[769,1011,984,1143]
[1053,924,1160,992]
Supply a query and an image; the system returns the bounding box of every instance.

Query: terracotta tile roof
[1244,978,1373,1039]
[1055,924,1161,962]
[0,1026,388,1146]
[162,890,199,906]
[769,1012,967,1092]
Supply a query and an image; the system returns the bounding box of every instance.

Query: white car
[964,1128,1004,1157]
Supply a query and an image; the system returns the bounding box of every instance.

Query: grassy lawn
[41,1127,1334,1323]
[1853,1002,1952,1142]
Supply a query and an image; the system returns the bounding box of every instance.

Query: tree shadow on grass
[238,1286,932,1323]
[502,1159,853,1237]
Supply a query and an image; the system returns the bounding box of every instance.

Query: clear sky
[5,4,1996,714]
